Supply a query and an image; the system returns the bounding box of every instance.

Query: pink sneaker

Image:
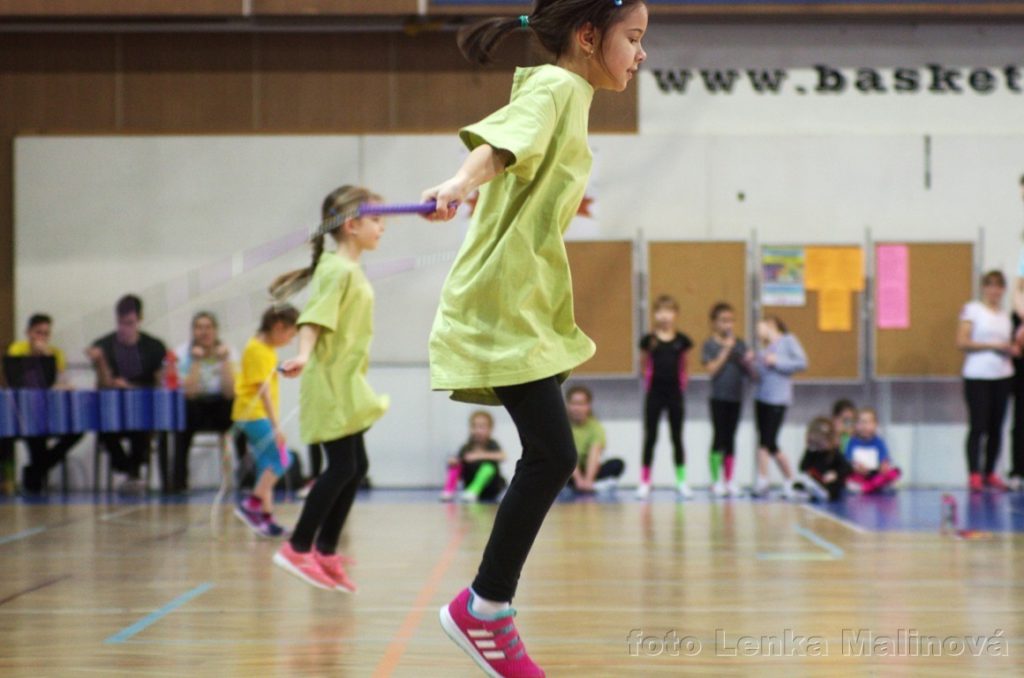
[439,588,544,678]
[272,543,336,591]
[986,474,1009,492]
[313,549,358,593]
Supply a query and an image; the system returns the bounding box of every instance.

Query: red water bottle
[940,493,958,535]
[163,351,179,390]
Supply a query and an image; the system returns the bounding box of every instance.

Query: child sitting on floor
[845,407,901,494]
[796,417,852,502]
[440,410,507,503]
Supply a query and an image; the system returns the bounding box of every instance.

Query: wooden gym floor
[1,489,1022,677]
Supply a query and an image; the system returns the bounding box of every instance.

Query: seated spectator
[171,311,237,494]
[86,294,167,494]
[796,417,852,502]
[440,410,507,503]
[3,314,82,495]
[566,384,624,495]
[831,399,857,452]
[845,407,901,494]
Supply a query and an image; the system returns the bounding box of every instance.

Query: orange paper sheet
[818,288,853,332]
[805,247,864,292]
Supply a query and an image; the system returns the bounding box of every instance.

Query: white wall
[12,21,1024,489]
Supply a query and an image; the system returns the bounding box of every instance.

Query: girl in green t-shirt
[267,185,390,594]
[421,2,649,676]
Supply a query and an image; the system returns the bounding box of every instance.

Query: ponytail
[268,184,382,301]
[458,0,645,66]
[458,17,523,66]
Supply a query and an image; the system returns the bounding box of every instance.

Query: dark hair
[832,399,856,417]
[258,304,299,333]
[980,270,1006,289]
[458,0,646,66]
[763,315,789,335]
[116,294,142,319]
[27,313,52,329]
[653,294,679,313]
[710,302,734,321]
[269,185,382,301]
[566,383,593,403]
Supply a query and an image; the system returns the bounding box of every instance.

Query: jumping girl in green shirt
[421,2,648,675]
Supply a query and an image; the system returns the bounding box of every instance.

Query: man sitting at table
[2,313,83,495]
[86,295,167,494]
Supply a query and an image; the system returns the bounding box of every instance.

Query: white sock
[470,588,510,618]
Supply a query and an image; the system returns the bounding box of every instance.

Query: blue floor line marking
[0,526,46,545]
[104,582,215,644]
[794,524,845,558]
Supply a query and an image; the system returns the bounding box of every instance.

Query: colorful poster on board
[876,244,910,329]
[761,246,805,306]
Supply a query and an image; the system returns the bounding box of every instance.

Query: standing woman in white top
[957,270,1022,492]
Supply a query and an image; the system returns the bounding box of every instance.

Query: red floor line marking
[372,527,467,677]
[0,574,72,607]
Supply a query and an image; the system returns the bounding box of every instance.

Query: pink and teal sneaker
[439,588,544,678]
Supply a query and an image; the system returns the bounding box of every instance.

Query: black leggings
[472,377,577,602]
[289,432,368,555]
[964,378,1012,475]
[568,458,625,491]
[755,400,787,455]
[642,388,684,467]
[1011,372,1024,478]
[710,399,742,457]
[173,396,233,492]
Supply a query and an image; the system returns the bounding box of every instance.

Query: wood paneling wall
[0,30,638,346]
[3,1,1023,19]
[0,0,419,17]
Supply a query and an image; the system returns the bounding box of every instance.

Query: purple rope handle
[356,200,456,216]
[312,200,457,238]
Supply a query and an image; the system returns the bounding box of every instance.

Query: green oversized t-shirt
[297,252,389,444]
[429,64,597,405]
[571,416,606,470]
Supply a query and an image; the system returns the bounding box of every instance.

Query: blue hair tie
[613,0,623,5]
[519,14,529,28]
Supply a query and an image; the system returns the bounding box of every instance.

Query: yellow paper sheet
[818,288,852,332]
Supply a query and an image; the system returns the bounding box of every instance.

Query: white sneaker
[459,490,479,503]
[781,481,796,500]
[1008,476,1023,492]
[726,480,742,497]
[635,483,651,500]
[593,478,619,494]
[438,490,455,502]
[752,477,770,497]
[712,480,727,498]
[676,482,693,500]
